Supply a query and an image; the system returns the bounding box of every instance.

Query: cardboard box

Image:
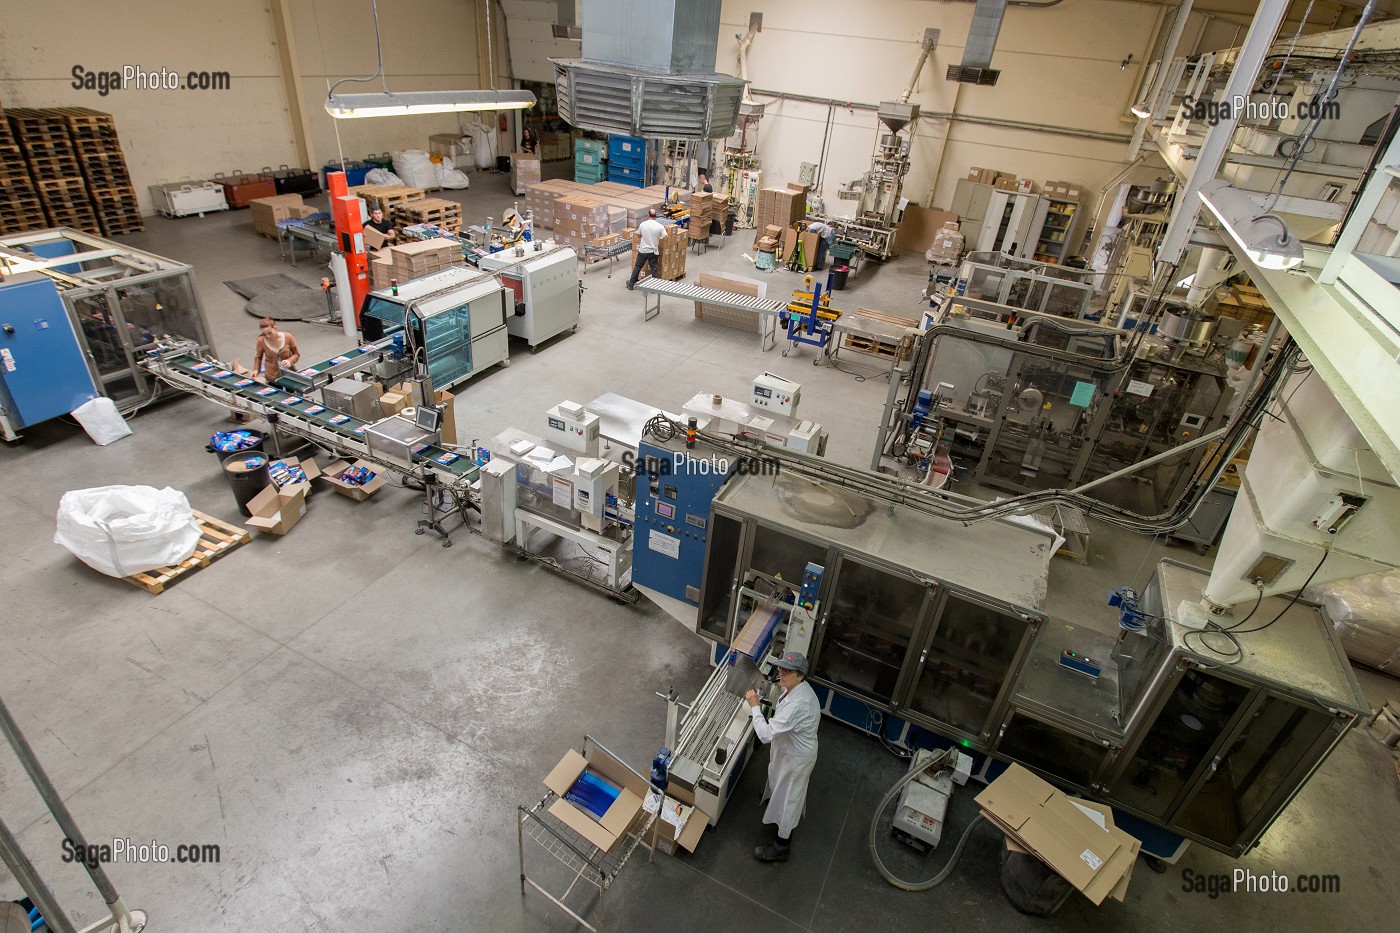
[894,205,959,253]
[268,456,321,493]
[244,483,308,536]
[378,390,410,416]
[320,459,389,501]
[363,225,389,250]
[651,783,711,856]
[434,389,457,445]
[543,747,648,853]
[975,765,1139,905]
[994,175,1018,191]
[250,193,306,237]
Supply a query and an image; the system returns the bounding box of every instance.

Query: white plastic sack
[364,167,404,186]
[54,485,203,578]
[70,397,132,446]
[435,161,470,189]
[391,149,438,189]
[467,122,495,170]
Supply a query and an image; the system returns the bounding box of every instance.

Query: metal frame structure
[0,694,147,933]
[517,735,657,932]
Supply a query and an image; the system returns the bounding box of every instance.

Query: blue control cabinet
[631,437,734,605]
[0,274,98,432]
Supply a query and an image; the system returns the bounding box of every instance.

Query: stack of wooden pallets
[0,100,45,233]
[6,107,99,233]
[391,197,461,233]
[54,107,142,236]
[348,184,425,214]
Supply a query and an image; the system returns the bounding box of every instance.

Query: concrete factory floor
[2,166,1398,932]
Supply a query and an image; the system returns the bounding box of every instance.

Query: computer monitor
[414,404,442,433]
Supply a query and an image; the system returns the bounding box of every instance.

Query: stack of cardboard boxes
[630,225,687,282]
[523,178,579,230]
[967,166,1020,191]
[553,195,613,247]
[1043,180,1083,201]
[511,152,541,195]
[250,193,318,238]
[688,191,718,241]
[752,186,805,249]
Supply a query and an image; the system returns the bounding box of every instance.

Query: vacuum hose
[868,748,994,891]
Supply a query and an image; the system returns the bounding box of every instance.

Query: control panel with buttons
[752,372,801,417]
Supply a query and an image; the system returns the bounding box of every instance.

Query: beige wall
[714,0,1173,236]
[0,0,506,215]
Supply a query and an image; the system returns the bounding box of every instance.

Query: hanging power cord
[868,747,992,891]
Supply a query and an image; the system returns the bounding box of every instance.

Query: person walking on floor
[626,208,667,290]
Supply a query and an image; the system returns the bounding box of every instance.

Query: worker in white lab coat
[745,651,820,862]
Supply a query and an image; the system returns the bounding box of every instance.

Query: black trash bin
[223,454,272,518]
[829,265,850,291]
[998,836,1073,917]
[207,430,265,464]
[496,155,511,173]
[724,212,737,237]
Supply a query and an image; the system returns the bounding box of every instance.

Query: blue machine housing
[631,436,735,606]
[0,274,98,431]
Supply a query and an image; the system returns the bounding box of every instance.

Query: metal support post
[1157,0,1292,267]
[1128,0,1194,159]
[0,694,147,932]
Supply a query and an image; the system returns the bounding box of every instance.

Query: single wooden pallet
[841,333,899,358]
[124,511,251,594]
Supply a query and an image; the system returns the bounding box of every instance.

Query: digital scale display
[656,502,676,519]
[548,416,566,431]
[755,386,772,398]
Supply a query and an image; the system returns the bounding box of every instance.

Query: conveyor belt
[637,279,790,351]
[142,350,480,488]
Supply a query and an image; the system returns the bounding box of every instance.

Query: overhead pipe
[736,13,762,105]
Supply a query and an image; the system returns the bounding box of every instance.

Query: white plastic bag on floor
[55,485,202,577]
[436,160,470,189]
[391,149,438,189]
[70,397,132,446]
[365,167,404,186]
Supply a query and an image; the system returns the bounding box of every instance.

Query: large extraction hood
[553,0,747,139]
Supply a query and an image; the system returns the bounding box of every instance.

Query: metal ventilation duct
[553,0,746,139]
[950,0,1006,86]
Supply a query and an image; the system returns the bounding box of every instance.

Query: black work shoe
[753,842,790,862]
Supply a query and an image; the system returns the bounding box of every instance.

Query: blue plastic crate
[323,161,370,188]
[607,165,644,187]
[575,138,607,156]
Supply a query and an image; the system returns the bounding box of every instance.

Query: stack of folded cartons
[689,192,717,241]
[387,239,462,281]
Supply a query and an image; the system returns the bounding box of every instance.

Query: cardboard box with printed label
[244,483,308,536]
[542,746,649,853]
[320,459,389,501]
[975,764,1138,905]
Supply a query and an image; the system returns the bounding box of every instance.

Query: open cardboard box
[269,456,321,494]
[651,781,711,857]
[544,747,648,854]
[975,764,1139,905]
[320,459,388,502]
[244,482,308,536]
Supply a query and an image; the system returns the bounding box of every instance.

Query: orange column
[328,172,370,327]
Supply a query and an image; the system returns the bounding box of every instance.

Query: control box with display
[630,437,735,606]
[545,400,600,456]
[752,372,801,416]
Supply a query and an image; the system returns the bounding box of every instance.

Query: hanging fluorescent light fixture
[324,0,534,120]
[1198,179,1304,271]
[326,89,535,119]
